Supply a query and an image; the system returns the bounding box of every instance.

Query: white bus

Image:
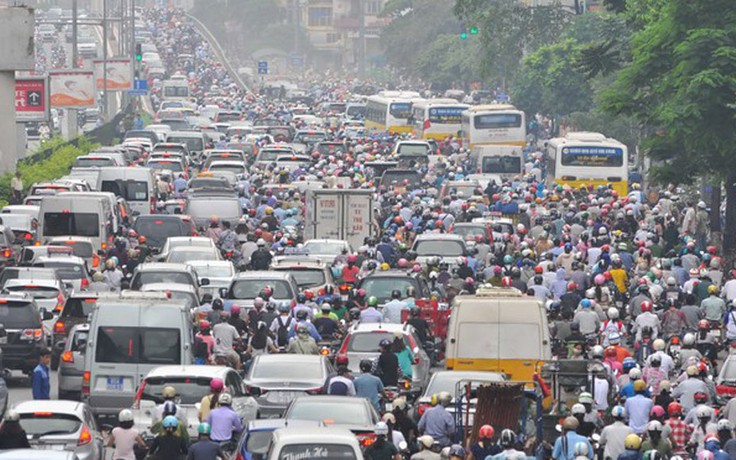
[412,99,469,140]
[365,91,422,135]
[544,131,629,196]
[460,104,526,149]
[161,77,190,102]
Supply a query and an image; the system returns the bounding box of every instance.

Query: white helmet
[374,421,389,436]
[717,419,734,432]
[219,393,233,405]
[571,403,586,415]
[590,345,604,359]
[647,420,663,432]
[629,368,642,380]
[666,277,676,286]
[697,406,713,418]
[652,338,665,351]
[683,333,696,346]
[118,409,134,422]
[257,238,266,246]
[578,392,594,405]
[607,307,619,320]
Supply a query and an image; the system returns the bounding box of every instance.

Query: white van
[82,291,194,418]
[166,131,206,159]
[38,194,114,252]
[446,286,551,382]
[96,167,155,215]
[468,144,524,189]
[57,191,124,233]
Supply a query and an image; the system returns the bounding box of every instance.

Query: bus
[161,77,190,102]
[544,131,629,195]
[411,99,469,140]
[460,104,526,149]
[365,92,422,135]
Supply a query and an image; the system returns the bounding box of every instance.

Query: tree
[600,0,736,253]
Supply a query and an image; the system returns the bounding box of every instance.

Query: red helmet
[567,282,577,291]
[603,271,612,281]
[479,425,494,439]
[210,378,224,392]
[641,301,653,312]
[668,402,683,416]
[694,391,708,404]
[699,319,710,330]
[347,254,358,263]
[335,353,349,366]
[707,246,717,255]
[199,320,210,331]
[637,278,648,286]
[534,266,544,274]
[601,245,610,252]
[604,346,617,358]
[501,276,513,287]
[304,290,314,300]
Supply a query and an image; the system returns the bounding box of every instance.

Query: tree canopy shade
[600,0,736,251]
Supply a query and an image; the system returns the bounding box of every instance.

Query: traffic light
[470,27,478,35]
[460,31,468,39]
[135,43,142,62]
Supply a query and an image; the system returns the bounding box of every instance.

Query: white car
[156,236,216,261]
[187,260,235,298]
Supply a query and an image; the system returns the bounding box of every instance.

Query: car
[412,370,506,428]
[0,213,37,246]
[243,354,335,417]
[31,255,91,293]
[220,271,298,310]
[271,256,335,292]
[186,260,235,298]
[207,160,247,176]
[338,322,431,392]
[0,266,63,291]
[283,396,380,448]
[12,400,104,460]
[302,239,353,260]
[449,222,494,248]
[58,323,90,400]
[274,155,311,172]
[17,245,74,266]
[52,294,98,369]
[716,349,736,404]
[140,283,200,309]
[0,204,40,219]
[267,426,363,460]
[187,174,232,192]
[3,278,68,340]
[185,193,242,229]
[0,225,19,266]
[439,179,484,200]
[355,270,431,306]
[235,419,324,460]
[254,145,296,168]
[411,233,467,268]
[0,451,79,460]
[133,215,198,249]
[0,293,52,375]
[129,262,205,292]
[165,245,223,264]
[131,365,258,437]
[45,237,100,270]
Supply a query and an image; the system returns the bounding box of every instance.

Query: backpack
[276,316,292,347]
[193,335,209,360]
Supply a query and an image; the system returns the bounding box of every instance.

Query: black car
[51,294,98,369]
[0,294,53,375]
[132,215,194,249]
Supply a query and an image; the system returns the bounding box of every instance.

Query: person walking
[32,348,51,400]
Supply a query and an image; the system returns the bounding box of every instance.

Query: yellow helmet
[380,263,390,271]
[708,285,719,295]
[625,434,641,450]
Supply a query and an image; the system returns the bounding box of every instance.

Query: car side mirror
[40,308,53,321]
[248,387,261,396]
[200,278,210,286]
[219,287,228,298]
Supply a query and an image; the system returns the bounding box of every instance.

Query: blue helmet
[623,357,637,371]
[163,415,178,429]
[580,299,592,309]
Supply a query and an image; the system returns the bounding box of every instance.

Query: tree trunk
[710,180,722,248]
[723,176,736,268]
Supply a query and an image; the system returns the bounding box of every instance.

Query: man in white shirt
[213,316,241,369]
[327,366,356,396]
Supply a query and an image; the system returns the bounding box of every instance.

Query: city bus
[365,92,422,135]
[544,131,629,195]
[460,104,526,149]
[411,99,470,140]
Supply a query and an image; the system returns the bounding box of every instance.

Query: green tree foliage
[600,0,736,251]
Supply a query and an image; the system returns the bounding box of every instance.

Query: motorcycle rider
[417,391,455,447]
[148,416,188,460]
[600,406,633,460]
[287,323,319,354]
[187,422,227,460]
[552,416,593,460]
[206,393,243,449]
[372,338,402,387]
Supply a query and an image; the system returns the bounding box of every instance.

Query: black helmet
[349,307,360,320]
[410,306,421,318]
[500,429,516,448]
[379,339,391,349]
[359,359,372,372]
[570,322,580,332]
[296,310,308,320]
[391,290,401,299]
[202,293,213,303]
[212,298,224,310]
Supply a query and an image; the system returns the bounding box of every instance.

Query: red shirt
[342,265,359,283]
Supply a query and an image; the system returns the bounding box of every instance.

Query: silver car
[58,324,89,400]
[13,399,104,460]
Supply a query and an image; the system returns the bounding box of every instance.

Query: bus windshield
[390,103,412,119]
[163,86,189,98]
[474,113,522,129]
[560,146,624,167]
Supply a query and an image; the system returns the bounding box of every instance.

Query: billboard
[50,71,95,108]
[94,59,133,91]
[15,77,49,122]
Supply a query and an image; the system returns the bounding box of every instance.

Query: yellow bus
[460,104,526,149]
[365,92,422,135]
[544,131,629,196]
[411,99,470,140]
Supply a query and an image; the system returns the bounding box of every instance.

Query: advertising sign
[49,71,95,108]
[94,59,133,91]
[15,77,49,121]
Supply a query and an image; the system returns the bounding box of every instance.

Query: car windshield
[19,413,81,436]
[186,200,241,219]
[231,280,292,299]
[43,212,99,237]
[5,284,60,299]
[35,261,85,279]
[0,214,30,229]
[482,156,521,174]
[447,184,480,198]
[141,376,212,404]
[259,150,290,161]
[168,136,203,152]
[189,178,230,189]
[208,163,245,174]
[347,332,410,352]
[277,444,357,460]
[303,242,344,256]
[285,268,325,288]
[359,277,418,303]
[397,144,430,156]
[414,240,465,257]
[61,297,97,318]
[75,157,114,167]
[148,161,184,172]
[451,226,486,239]
[168,249,217,264]
[53,241,94,258]
[0,302,39,328]
[246,431,273,455]
[95,326,181,364]
[134,218,188,247]
[189,263,233,278]
[133,271,193,289]
[288,401,370,425]
[250,360,323,380]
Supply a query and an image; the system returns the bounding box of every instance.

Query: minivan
[96,166,155,215]
[57,191,125,234]
[38,195,115,252]
[82,291,194,418]
[445,286,551,382]
[166,131,206,159]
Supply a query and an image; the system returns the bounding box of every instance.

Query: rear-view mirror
[219,287,228,298]
[200,278,210,286]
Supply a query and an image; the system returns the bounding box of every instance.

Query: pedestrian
[32,348,51,400]
[0,410,31,449]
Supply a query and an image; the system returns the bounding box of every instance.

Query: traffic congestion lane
[6,371,59,407]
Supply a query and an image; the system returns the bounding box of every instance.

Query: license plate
[265,391,300,404]
[106,377,124,391]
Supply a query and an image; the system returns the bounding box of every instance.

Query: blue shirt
[354,373,384,412]
[418,405,455,446]
[32,363,50,400]
[287,320,321,342]
[206,406,243,442]
[552,432,593,460]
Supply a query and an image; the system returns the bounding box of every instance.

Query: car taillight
[246,385,267,396]
[61,351,74,363]
[320,347,330,356]
[55,294,64,312]
[54,320,65,334]
[414,355,421,364]
[2,248,10,258]
[101,242,107,250]
[306,387,323,395]
[81,278,89,290]
[417,403,432,416]
[133,379,147,408]
[24,233,32,240]
[233,453,244,460]
[92,255,100,268]
[21,328,43,341]
[150,196,156,213]
[78,424,92,445]
[82,371,91,394]
[717,385,736,396]
[357,433,376,447]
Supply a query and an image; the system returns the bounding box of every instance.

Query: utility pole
[72,0,78,68]
[358,0,365,78]
[102,0,108,119]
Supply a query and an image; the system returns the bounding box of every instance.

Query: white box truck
[304,189,375,250]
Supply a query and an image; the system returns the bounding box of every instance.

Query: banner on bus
[561,146,624,167]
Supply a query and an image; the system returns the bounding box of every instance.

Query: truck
[304,189,375,250]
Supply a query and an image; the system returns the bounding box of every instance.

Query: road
[6,370,59,407]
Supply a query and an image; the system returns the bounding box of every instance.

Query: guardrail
[185,12,251,93]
